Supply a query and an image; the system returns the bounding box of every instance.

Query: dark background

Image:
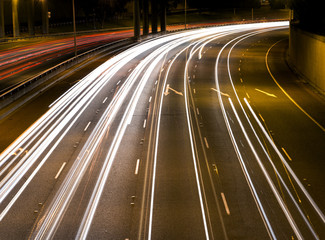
[2,0,324,35]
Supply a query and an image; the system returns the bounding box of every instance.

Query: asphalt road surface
[0,21,324,240]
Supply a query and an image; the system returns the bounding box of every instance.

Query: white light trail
[135,159,140,175]
[224,23,323,238]
[228,97,303,240]
[214,27,280,240]
[0,21,298,240]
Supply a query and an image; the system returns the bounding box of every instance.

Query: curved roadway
[0,21,324,239]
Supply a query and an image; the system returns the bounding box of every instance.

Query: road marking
[55,162,67,179]
[196,108,200,115]
[240,78,243,83]
[102,97,108,104]
[84,121,91,131]
[244,98,324,235]
[164,84,170,96]
[211,88,230,97]
[255,88,277,98]
[221,192,230,215]
[282,147,292,161]
[135,159,140,175]
[266,40,325,132]
[148,96,152,103]
[258,113,265,122]
[128,68,132,72]
[169,86,183,96]
[212,164,218,175]
[116,80,121,85]
[193,88,196,94]
[204,137,209,149]
[164,84,183,96]
[143,119,147,128]
[193,74,196,79]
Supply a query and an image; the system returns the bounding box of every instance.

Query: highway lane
[0,40,135,150]
[0,21,325,239]
[214,28,325,239]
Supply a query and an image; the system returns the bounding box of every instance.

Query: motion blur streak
[214,30,277,240]
[33,25,241,239]
[3,21,314,240]
[214,22,323,239]
[225,28,324,237]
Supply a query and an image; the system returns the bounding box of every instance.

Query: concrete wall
[289,24,325,95]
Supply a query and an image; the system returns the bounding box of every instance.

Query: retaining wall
[289,24,325,95]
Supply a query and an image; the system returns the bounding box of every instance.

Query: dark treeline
[48,0,130,22]
[187,0,262,9]
[289,0,325,34]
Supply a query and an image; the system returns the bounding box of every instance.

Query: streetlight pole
[12,0,20,37]
[134,0,140,40]
[151,0,158,33]
[72,0,77,56]
[0,0,5,38]
[42,0,49,34]
[184,0,187,29]
[27,0,35,35]
[160,0,166,32]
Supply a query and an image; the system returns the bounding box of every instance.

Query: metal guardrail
[0,37,134,109]
[0,27,133,43]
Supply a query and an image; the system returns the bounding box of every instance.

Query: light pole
[72,0,77,56]
[184,0,187,29]
[12,0,20,37]
[42,0,49,34]
[0,0,5,38]
[134,0,140,40]
[27,0,35,35]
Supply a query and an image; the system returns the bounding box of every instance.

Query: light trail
[0,32,186,223]
[225,25,324,237]
[75,23,288,239]
[33,25,237,239]
[1,21,312,240]
[213,26,285,240]
[215,21,322,239]
[228,97,303,240]
[76,26,240,240]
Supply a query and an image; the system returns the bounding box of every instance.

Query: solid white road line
[255,88,277,98]
[204,137,209,149]
[135,159,140,175]
[54,162,67,179]
[84,121,91,132]
[221,192,230,215]
[211,88,230,97]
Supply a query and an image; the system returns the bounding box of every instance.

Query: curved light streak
[224,24,324,238]
[1,21,312,240]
